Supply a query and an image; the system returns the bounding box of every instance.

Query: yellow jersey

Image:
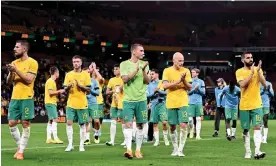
[44,78,58,105]
[162,66,192,109]
[236,67,263,110]
[11,57,38,100]
[107,76,124,109]
[96,77,104,105]
[63,70,91,109]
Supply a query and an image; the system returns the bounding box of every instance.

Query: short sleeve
[201,80,205,87]
[236,69,245,82]
[158,81,164,91]
[63,73,69,87]
[120,61,128,76]
[162,68,169,82]
[47,80,55,90]
[185,69,192,83]
[28,60,38,75]
[107,79,113,89]
[85,73,91,87]
[145,64,150,74]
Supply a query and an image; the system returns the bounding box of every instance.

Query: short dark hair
[151,69,159,74]
[130,43,143,53]
[191,68,200,74]
[241,52,252,59]
[49,66,58,75]
[72,55,82,61]
[113,64,120,68]
[16,40,30,51]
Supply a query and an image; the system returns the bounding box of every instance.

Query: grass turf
[1,120,276,166]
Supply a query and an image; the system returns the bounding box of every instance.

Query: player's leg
[122,101,135,159]
[135,101,148,158]
[251,108,266,159]
[187,105,195,138]
[150,103,158,146]
[118,109,126,146]
[97,104,104,137]
[65,107,76,152]
[231,109,238,139]
[240,110,251,159]
[106,107,118,146]
[46,104,62,144]
[76,109,89,151]
[224,108,232,141]
[178,106,189,157]
[195,104,203,140]
[213,107,222,137]
[84,105,94,145]
[167,109,179,156]
[8,99,21,159]
[45,104,53,143]
[16,99,35,160]
[46,120,53,143]
[159,103,169,146]
[262,107,269,143]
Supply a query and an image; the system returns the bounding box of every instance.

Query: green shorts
[110,107,123,119]
[45,104,58,120]
[150,103,168,124]
[188,104,203,117]
[262,107,270,115]
[88,104,101,119]
[167,106,189,125]
[224,108,238,120]
[97,104,104,118]
[240,108,263,130]
[8,99,34,121]
[122,100,148,123]
[66,107,89,125]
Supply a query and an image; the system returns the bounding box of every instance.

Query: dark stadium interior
[1,1,276,119]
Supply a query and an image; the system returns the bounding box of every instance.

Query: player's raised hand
[195,84,199,90]
[257,60,262,72]
[180,73,186,81]
[6,63,17,72]
[91,62,97,70]
[135,62,139,72]
[142,61,149,71]
[250,62,255,74]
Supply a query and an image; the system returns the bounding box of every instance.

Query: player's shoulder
[181,67,190,72]
[28,57,38,63]
[66,70,74,76]
[120,60,129,66]
[235,68,244,75]
[163,66,173,72]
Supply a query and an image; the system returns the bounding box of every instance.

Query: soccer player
[120,43,150,159]
[6,40,38,160]
[260,71,274,143]
[106,64,125,146]
[45,66,65,144]
[83,66,100,145]
[64,55,91,152]
[91,63,105,143]
[219,80,240,141]
[147,69,170,146]
[212,78,226,137]
[162,52,192,157]
[187,68,205,140]
[235,52,266,159]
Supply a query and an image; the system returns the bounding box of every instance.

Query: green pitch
[2,121,276,166]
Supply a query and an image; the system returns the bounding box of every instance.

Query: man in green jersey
[120,43,150,159]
